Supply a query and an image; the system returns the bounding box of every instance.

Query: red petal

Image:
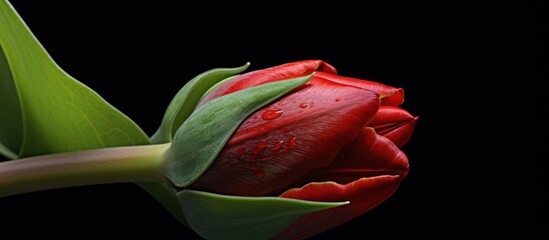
[366,106,418,147]
[275,176,402,240]
[315,71,404,106]
[198,60,337,106]
[190,79,380,196]
[294,127,409,185]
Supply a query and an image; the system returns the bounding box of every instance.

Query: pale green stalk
[0,143,170,197]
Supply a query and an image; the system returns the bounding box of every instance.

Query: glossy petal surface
[315,71,404,106]
[191,79,380,196]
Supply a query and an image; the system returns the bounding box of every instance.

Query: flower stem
[0,143,170,197]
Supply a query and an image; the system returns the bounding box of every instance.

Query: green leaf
[0,0,150,158]
[151,63,249,144]
[179,190,347,240]
[0,44,21,159]
[0,2,191,229]
[165,74,313,187]
[197,75,239,103]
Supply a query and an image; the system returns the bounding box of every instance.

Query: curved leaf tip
[151,62,251,144]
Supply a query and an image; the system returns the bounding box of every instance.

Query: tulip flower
[1,2,417,239]
[185,60,417,239]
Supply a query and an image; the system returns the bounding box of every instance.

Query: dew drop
[274,141,284,151]
[335,98,341,102]
[252,142,268,155]
[256,142,268,149]
[262,110,283,120]
[299,103,308,108]
[288,137,297,148]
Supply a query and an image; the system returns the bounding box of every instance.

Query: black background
[0,0,545,239]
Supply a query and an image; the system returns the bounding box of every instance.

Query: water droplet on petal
[257,142,268,149]
[335,98,341,102]
[299,103,308,108]
[288,137,297,148]
[274,141,284,151]
[262,110,283,120]
[252,142,268,155]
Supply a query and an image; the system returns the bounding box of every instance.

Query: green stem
[0,143,170,197]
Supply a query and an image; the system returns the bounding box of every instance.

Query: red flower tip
[367,106,418,147]
[293,127,409,186]
[316,61,338,74]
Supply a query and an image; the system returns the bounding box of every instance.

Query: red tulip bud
[186,60,418,239]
